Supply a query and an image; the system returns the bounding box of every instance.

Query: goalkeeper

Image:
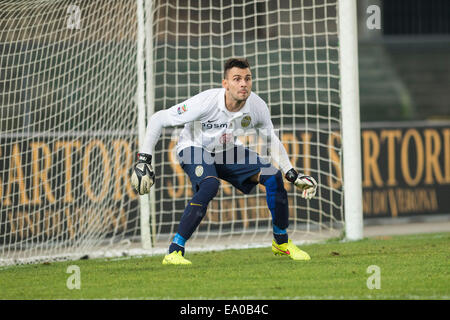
[132,58,317,265]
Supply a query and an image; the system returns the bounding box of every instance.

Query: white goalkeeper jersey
[141,88,293,174]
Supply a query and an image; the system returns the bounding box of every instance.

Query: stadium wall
[1,121,449,245]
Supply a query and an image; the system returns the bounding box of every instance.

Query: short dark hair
[223,58,250,79]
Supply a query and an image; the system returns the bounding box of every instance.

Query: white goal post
[338,0,363,241]
[0,0,362,266]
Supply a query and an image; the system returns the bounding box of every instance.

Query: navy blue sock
[273,225,288,245]
[260,170,290,244]
[171,177,220,253]
[169,233,186,255]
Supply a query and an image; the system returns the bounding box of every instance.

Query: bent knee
[260,169,284,189]
[199,176,221,197]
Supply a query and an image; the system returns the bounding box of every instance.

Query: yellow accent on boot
[162,250,192,265]
[272,239,311,261]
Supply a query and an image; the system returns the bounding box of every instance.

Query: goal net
[0,1,142,265]
[0,0,345,265]
[149,0,343,251]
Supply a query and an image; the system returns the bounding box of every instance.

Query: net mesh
[0,1,141,265]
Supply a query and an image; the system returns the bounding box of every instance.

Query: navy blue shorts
[178,146,277,194]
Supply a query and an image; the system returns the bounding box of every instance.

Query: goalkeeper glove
[285,168,317,200]
[131,153,155,195]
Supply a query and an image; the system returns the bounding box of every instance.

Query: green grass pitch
[0,232,449,300]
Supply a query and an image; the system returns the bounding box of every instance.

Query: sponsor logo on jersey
[202,121,228,129]
[241,115,251,128]
[177,104,188,115]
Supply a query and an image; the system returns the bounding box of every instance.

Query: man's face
[222,67,252,102]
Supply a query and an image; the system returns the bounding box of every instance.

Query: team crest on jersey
[195,165,204,177]
[241,115,251,128]
[177,104,188,115]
